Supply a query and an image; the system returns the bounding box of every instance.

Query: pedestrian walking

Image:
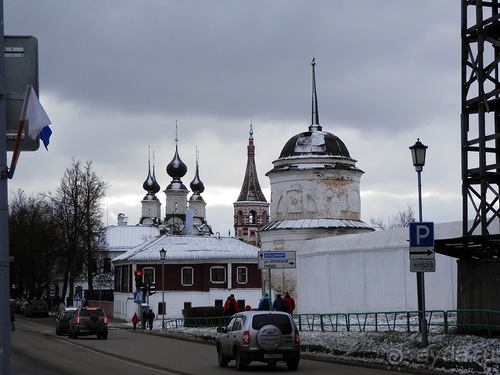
[147,309,155,330]
[283,292,296,314]
[141,309,147,330]
[132,312,139,330]
[223,294,239,316]
[10,307,15,331]
[258,293,271,310]
[273,294,288,312]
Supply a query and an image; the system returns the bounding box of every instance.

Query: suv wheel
[235,349,246,371]
[256,324,283,351]
[217,351,229,367]
[102,333,108,340]
[287,358,300,371]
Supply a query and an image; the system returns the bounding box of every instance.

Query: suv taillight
[294,330,300,344]
[242,330,250,345]
[104,316,108,325]
[76,316,80,324]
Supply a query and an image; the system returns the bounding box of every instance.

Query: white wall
[297,244,457,314]
[113,288,263,321]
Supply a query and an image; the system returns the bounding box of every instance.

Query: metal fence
[166,309,500,337]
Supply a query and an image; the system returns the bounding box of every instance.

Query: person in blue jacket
[257,293,272,310]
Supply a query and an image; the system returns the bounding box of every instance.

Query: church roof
[300,221,465,255]
[105,225,160,253]
[260,218,372,232]
[277,58,351,160]
[236,125,267,202]
[112,234,260,262]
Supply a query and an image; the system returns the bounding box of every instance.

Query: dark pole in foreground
[410,138,429,347]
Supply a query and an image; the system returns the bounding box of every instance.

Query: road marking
[50,335,182,374]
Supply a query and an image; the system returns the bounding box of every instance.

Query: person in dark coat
[147,309,155,330]
[141,309,147,330]
[273,294,288,312]
[10,307,15,331]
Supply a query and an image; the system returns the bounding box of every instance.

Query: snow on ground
[133,319,500,374]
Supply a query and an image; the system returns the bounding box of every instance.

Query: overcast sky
[5,1,462,234]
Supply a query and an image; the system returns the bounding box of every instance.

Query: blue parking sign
[409,222,434,247]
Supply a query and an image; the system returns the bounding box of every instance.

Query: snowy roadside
[133,320,500,374]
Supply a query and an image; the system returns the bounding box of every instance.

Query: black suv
[216,311,300,371]
[68,307,108,340]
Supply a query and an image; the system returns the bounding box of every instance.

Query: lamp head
[159,247,166,260]
[409,138,427,172]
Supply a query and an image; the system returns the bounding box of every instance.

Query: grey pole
[0,0,12,372]
[161,259,165,329]
[416,168,428,346]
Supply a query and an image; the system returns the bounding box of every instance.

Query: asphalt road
[9,314,401,375]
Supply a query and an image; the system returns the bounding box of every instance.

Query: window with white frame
[143,267,154,285]
[237,266,248,284]
[181,267,193,286]
[210,266,226,283]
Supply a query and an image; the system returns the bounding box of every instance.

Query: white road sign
[258,251,296,269]
[410,259,436,272]
[409,247,435,260]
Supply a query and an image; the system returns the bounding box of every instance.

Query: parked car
[25,300,49,318]
[216,311,300,371]
[55,307,78,335]
[68,307,108,339]
[19,301,29,316]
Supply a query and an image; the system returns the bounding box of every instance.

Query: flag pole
[8,84,31,179]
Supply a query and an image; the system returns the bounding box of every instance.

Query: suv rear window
[252,314,292,334]
[80,308,105,317]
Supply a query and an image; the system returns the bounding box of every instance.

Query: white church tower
[259,59,373,297]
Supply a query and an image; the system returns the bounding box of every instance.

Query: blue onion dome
[166,144,187,179]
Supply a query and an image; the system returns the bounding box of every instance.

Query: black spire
[309,57,322,132]
[236,124,267,202]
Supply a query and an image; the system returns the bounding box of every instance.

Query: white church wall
[297,225,459,315]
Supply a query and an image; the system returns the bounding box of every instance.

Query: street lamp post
[409,138,428,346]
[159,247,166,330]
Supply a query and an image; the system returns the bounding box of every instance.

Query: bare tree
[9,190,59,300]
[51,158,108,304]
[370,205,415,230]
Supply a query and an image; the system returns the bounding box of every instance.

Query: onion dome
[166,131,188,190]
[143,149,161,200]
[190,150,205,201]
[166,144,187,179]
[279,58,350,159]
[150,164,161,194]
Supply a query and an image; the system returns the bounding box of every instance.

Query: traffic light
[134,270,143,290]
[147,282,156,296]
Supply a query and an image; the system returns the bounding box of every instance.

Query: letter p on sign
[409,222,434,247]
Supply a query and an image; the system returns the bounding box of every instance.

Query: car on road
[216,310,300,371]
[25,300,49,318]
[55,307,78,335]
[68,307,109,339]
